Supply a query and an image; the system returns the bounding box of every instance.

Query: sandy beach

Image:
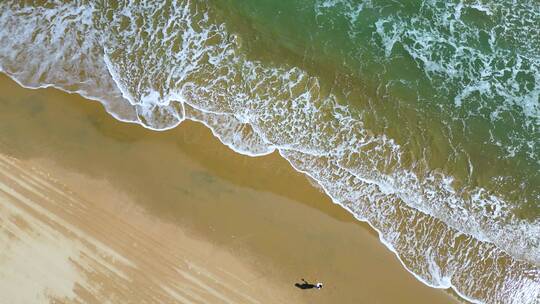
[0,74,460,303]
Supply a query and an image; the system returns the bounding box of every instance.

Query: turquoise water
[213,0,539,217]
[0,1,538,303]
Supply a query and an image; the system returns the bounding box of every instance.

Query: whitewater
[0,1,538,303]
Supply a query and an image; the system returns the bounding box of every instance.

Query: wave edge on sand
[0,1,538,303]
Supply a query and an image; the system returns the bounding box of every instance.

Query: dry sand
[0,74,460,303]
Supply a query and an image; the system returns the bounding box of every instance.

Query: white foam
[0,1,538,303]
[372,0,540,131]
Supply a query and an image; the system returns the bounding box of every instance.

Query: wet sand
[0,74,460,303]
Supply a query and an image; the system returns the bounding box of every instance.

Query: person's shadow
[294,279,322,290]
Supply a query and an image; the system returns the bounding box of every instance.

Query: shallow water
[0,1,538,303]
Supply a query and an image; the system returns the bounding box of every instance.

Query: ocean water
[0,1,538,303]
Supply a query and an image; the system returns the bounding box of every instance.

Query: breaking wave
[0,1,538,303]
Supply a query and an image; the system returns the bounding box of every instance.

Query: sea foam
[0,1,538,303]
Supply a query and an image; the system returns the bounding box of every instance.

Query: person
[295,279,323,290]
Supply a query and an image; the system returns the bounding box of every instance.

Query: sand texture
[0,74,459,303]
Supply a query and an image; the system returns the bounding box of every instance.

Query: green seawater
[209,0,540,218]
[0,1,539,302]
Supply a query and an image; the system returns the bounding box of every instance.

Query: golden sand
[0,74,459,303]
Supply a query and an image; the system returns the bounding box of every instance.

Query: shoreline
[0,73,460,303]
